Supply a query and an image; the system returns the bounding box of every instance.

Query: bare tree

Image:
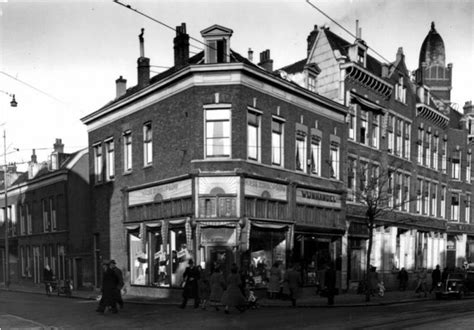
[350,158,416,302]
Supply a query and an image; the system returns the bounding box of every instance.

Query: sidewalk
[0,282,441,308]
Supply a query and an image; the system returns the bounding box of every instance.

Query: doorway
[207,246,233,278]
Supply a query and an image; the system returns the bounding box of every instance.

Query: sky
[0,0,473,171]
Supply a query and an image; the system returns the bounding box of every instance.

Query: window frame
[123,130,133,173]
[204,106,231,159]
[143,122,153,167]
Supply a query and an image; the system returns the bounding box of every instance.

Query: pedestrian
[96,260,120,314]
[368,266,379,296]
[284,263,302,307]
[180,259,200,309]
[197,265,210,310]
[430,264,441,294]
[43,265,55,294]
[209,266,226,311]
[267,262,281,299]
[324,262,337,306]
[109,260,125,309]
[221,264,247,314]
[397,267,408,291]
[415,267,428,298]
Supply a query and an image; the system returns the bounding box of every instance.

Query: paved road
[1,291,473,329]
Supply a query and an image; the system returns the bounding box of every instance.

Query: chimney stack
[464,101,474,115]
[137,28,150,89]
[174,23,190,69]
[31,149,37,163]
[258,49,273,72]
[307,25,318,58]
[116,76,127,98]
[54,138,64,153]
[248,48,254,62]
[396,47,404,62]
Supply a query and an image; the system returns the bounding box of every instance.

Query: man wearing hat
[110,260,125,309]
[96,260,120,314]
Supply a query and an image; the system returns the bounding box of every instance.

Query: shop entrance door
[207,246,233,278]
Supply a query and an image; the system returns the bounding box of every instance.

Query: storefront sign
[129,179,192,206]
[201,227,236,245]
[244,178,287,201]
[296,188,341,208]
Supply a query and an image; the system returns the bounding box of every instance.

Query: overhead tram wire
[113,0,231,62]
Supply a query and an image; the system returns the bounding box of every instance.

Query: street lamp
[1,91,17,289]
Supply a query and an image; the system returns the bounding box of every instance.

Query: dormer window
[357,47,365,64]
[200,25,233,64]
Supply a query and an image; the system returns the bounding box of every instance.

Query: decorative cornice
[342,63,393,98]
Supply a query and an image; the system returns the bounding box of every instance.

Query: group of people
[96,259,125,314]
[397,264,444,297]
[180,260,251,314]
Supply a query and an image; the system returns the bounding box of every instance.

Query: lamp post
[1,91,17,289]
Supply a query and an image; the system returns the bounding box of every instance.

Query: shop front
[126,178,194,290]
[293,187,345,287]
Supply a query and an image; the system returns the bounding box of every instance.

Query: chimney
[54,138,64,153]
[258,49,273,72]
[115,76,127,98]
[464,101,474,115]
[396,47,404,62]
[137,28,150,89]
[31,149,37,163]
[248,48,254,62]
[307,25,318,57]
[174,23,190,69]
[356,19,360,39]
[381,63,389,78]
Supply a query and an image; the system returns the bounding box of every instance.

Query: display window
[248,226,287,288]
[129,224,190,288]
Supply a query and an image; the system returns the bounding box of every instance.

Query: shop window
[129,225,189,288]
[248,226,287,289]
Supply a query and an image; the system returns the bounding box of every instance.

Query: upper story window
[347,158,356,201]
[451,192,460,221]
[329,140,340,180]
[357,46,366,66]
[433,135,439,170]
[247,111,261,162]
[395,77,406,103]
[93,143,103,183]
[387,114,394,153]
[200,25,232,64]
[403,122,411,159]
[105,139,115,181]
[441,139,447,173]
[348,113,355,140]
[359,110,368,145]
[452,149,461,180]
[19,204,25,236]
[425,131,431,167]
[310,135,321,176]
[466,195,471,224]
[467,152,472,183]
[271,118,284,166]
[441,186,446,219]
[123,131,133,172]
[42,199,50,232]
[26,203,32,234]
[296,134,307,172]
[417,127,424,164]
[395,118,403,156]
[371,113,380,149]
[402,174,410,212]
[50,197,56,231]
[143,122,153,166]
[205,108,231,158]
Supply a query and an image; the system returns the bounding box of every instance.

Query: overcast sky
[0,0,472,170]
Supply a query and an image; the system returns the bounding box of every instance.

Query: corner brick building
[81,24,348,296]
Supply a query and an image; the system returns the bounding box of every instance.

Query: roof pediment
[200,24,233,37]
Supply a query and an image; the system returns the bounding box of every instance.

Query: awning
[351,94,385,113]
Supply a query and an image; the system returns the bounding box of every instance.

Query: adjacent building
[279,21,473,290]
[0,139,93,289]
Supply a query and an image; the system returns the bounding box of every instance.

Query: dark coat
[182,266,200,299]
[432,268,441,283]
[101,267,120,307]
[325,267,337,295]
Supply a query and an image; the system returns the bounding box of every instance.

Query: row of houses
[1,21,473,294]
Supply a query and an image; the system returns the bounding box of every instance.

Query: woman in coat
[221,264,247,314]
[209,266,226,311]
[197,266,211,310]
[267,262,281,299]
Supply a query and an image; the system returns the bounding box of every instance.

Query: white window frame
[441,186,446,219]
[123,131,133,172]
[93,143,103,183]
[371,113,379,149]
[310,137,321,176]
[348,113,355,140]
[205,107,231,158]
[466,194,471,224]
[403,122,411,159]
[452,151,460,180]
[105,139,115,181]
[271,118,284,166]
[451,192,460,221]
[330,143,340,179]
[143,122,153,166]
[247,110,261,162]
[296,135,307,172]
